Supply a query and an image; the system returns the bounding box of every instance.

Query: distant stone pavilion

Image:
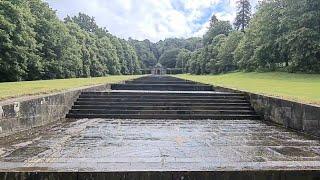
[151,63,166,75]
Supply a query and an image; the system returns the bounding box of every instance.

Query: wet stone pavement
[1,118,320,172]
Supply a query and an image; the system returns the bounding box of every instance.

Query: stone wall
[215,86,320,137]
[0,84,111,137]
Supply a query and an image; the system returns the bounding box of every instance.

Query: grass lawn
[176,72,320,105]
[0,75,141,101]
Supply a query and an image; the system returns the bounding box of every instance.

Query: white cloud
[184,0,220,10]
[45,0,258,42]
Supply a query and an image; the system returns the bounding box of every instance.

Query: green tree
[203,20,233,45]
[67,13,98,33]
[187,50,202,75]
[28,0,83,79]
[176,49,191,72]
[233,0,320,73]
[159,48,181,68]
[0,0,41,82]
[96,36,121,75]
[234,0,251,32]
[209,14,219,28]
[206,34,227,74]
[129,39,157,68]
[217,31,244,72]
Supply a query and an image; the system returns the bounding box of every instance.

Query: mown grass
[0,75,141,101]
[176,72,320,105]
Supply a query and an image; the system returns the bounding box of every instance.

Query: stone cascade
[66,76,260,120]
[111,76,214,91]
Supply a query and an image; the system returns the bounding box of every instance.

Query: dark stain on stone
[271,147,319,157]
[3,146,49,162]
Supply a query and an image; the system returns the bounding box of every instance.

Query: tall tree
[203,21,233,45]
[67,13,98,33]
[0,0,41,81]
[217,31,244,72]
[234,0,251,32]
[209,14,219,28]
[176,49,191,72]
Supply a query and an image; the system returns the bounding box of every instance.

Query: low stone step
[76,98,248,103]
[69,109,256,115]
[125,81,198,84]
[111,84,213,91]
[67,76,260,121]
[74,102,251,106]
[79,95,246,99]
[133,77,183,81]
[66,113,261,120]
[82,92,243,96]
[72,105,253,110]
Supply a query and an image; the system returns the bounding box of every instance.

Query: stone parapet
[215,86,320,137]
[0,84,111,137]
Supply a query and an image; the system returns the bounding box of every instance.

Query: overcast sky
[45,0,258,42]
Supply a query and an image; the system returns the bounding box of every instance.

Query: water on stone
[1,118,320,172]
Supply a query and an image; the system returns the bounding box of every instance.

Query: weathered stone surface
[0,119,320,179]
[1,171,320,180]
[215,86,320,137]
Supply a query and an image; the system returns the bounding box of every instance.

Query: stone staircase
[111,76,213,91]
[66,76,260,120]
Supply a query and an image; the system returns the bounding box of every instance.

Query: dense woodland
[0,0,141,82]
[129,37,202,69]
[0,0,319,82]
[178,0,320,74]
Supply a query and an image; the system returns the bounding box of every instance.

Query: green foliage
[235,0,320,73]
[156,38,202,55]
[188,50,203,75]
[65,13,98,33]
[183,15,235,75]
[205,35,227,74]
[217,31,244,72]
[0,0,141,82]
[209,15,218,28]
[129,39,158,68]
[0,0,41,81]
[159,48,181,68]
[234,0,251,32]
[176,49,191,72]
[129,37,202,69]
[203,21,233,45]
[1,0,319,81]
[186,0,320,75]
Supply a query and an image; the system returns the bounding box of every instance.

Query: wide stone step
[76,98,247,103]
[133,77,183,81]
[82,91,243,96]
[74,101,251,106]
[72,105,253,110]
[67,75,260,121]
[69,109,256,115]
[111,84,213,91]
[125,81,198,84]
[79,95,246,99]
[66,113,261,120]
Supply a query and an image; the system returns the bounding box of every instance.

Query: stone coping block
[0,171,320,180]
[0,84,111,137]
[214,86,320,137]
